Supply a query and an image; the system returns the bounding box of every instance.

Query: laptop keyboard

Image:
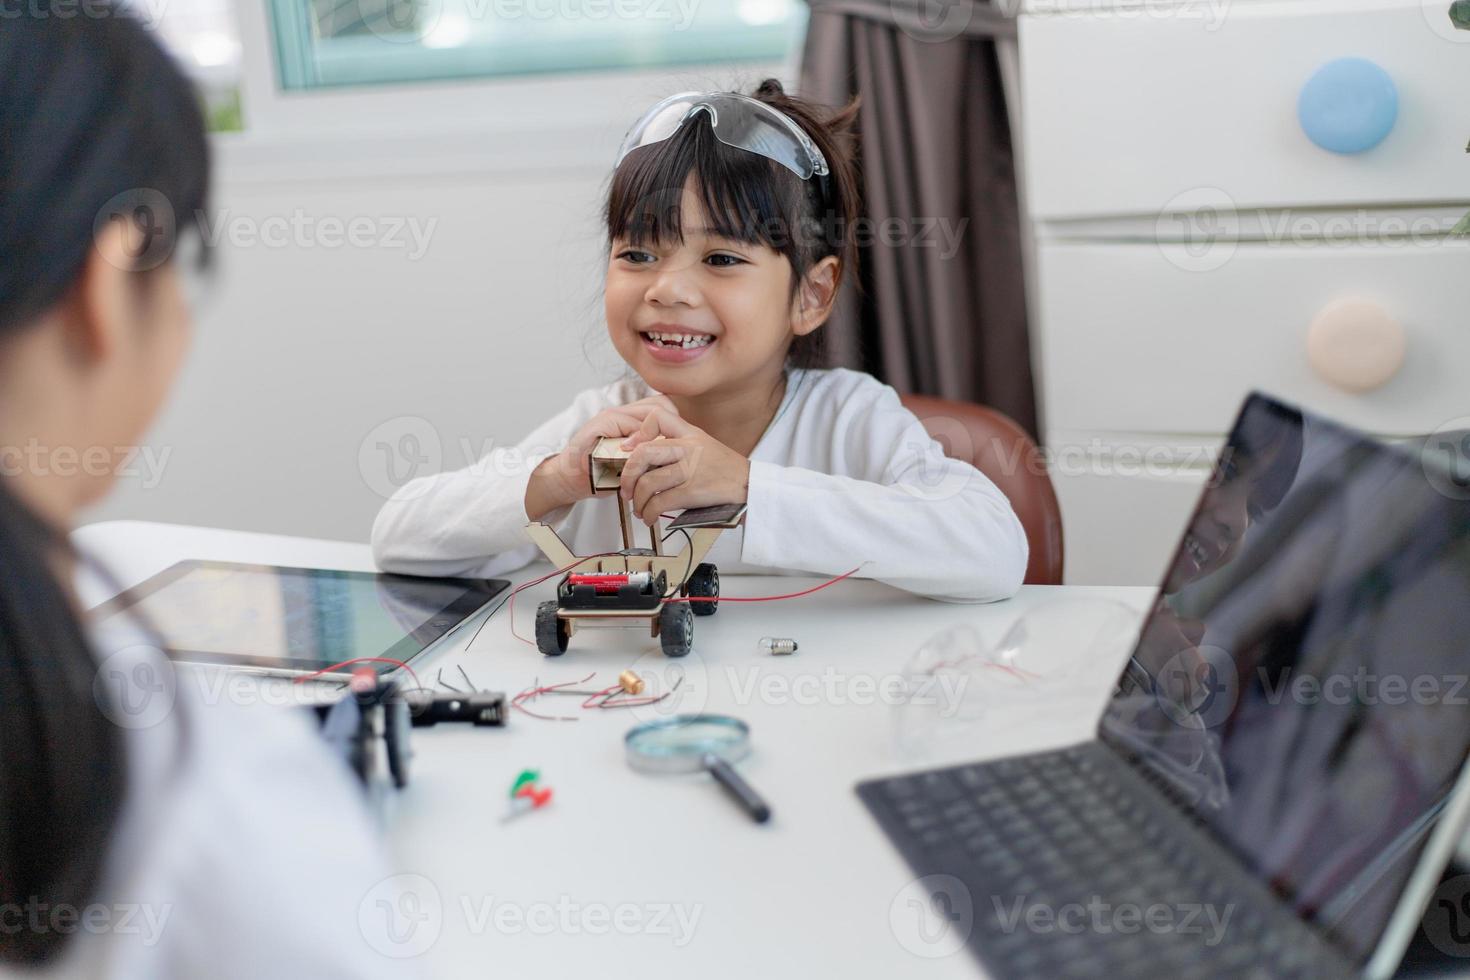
[857,742,1356,979]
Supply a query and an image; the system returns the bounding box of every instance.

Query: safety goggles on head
[616,91,830,183]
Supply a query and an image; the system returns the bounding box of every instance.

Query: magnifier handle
[703,753,771,824]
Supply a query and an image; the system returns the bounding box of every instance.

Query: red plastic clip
[503,774,553,822]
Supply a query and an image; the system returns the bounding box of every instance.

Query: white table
[75,520,1155,978]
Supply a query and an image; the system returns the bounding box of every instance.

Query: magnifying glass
[625,714,772,824]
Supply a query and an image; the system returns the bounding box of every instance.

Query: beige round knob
[1306,297,1406,393]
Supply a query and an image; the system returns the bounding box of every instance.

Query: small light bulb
[758,637,798,655]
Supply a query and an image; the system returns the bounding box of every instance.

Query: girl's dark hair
[0,12,209,965]
[605,78,860,370]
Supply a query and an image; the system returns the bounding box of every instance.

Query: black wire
[680,528,694,592]
[435,667,464,694]
[660,528,695,599]
[462,587,515,652]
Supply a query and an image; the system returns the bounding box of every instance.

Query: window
[267,0,805,90]
[124,0,242,77]
[123,0,245,130]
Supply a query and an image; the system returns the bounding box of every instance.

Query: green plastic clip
[510,769,540,799]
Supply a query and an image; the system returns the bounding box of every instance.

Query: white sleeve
[370,387,615,578]
[100,698,423,980]
[739,387,1029,602]
[169,710,418,980]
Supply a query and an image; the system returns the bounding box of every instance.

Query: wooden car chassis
[525,437,738,655]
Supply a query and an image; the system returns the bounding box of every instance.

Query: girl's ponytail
[748,79,862,371]
[0,481,124,964]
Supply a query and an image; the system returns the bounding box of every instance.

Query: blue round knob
[1298,57,1399,154]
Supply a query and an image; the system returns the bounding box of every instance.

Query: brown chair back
[899,394,1064,585]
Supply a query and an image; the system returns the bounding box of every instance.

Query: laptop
[858,393,1470,978]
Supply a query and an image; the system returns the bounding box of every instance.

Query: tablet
[90,560,510,679]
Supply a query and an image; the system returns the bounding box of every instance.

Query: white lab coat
[21,626,417,980]
[372,368,1027,602]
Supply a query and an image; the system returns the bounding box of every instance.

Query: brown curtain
[799,0,1038,437]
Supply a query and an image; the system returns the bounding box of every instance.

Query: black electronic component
[403,689,507,727]
[314,677,507,788]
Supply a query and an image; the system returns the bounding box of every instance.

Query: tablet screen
[91,561,508,676]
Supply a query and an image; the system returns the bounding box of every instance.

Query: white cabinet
[1021,0,1470,219]
[1017,0,1470,584]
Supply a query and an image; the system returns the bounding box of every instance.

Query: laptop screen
[1099,393,1470,963]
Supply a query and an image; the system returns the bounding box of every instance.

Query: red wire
[512,672,598,720]
[509,554,866,645]
[510,674,684,718]
[592,674,685,708]
[507,550,627,646]
[581,684,622,709]
[665,564,866,603]
[292,656,422,688]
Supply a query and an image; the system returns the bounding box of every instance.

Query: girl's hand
[526,396,678,519]
[617,409,751,524]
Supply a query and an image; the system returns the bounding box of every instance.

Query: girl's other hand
[617,409,751,524]
[564,395,678,468]
[526,395,678,518]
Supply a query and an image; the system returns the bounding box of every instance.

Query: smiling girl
[373,80,1028,602]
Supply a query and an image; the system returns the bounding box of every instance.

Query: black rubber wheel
[686,562,719,616]
[659,602,694,658]
[535,600,569,656]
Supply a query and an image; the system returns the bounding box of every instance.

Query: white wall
[87,63,786,543]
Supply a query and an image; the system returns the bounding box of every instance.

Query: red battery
[568,572,651,595]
